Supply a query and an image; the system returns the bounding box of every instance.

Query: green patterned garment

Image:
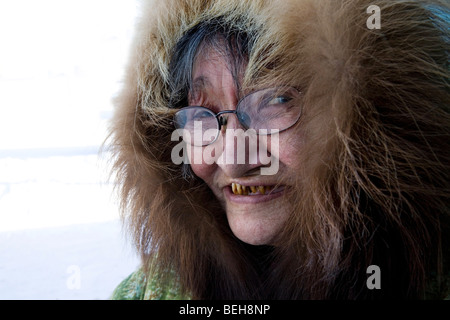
[111,268,190,300]
[111,267,450,300]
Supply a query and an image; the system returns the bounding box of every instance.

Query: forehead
[191,46,247,97]
[190,48,244,103]
[193,47,235,81]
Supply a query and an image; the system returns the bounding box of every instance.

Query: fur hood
[108,0,450,299]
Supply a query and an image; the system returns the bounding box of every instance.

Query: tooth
[232,183,236,194]
[242,186,248,195]
[236,184,242,195]
[250,186,257,194]
[258,186,265,195]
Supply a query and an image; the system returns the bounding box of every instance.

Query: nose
[215,114,265,178]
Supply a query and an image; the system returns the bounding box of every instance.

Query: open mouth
[231,182,284,196]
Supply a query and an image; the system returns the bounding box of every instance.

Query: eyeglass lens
[174,87,301,146]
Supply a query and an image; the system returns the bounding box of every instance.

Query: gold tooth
[232,183,276,195]
[258,186,265,195]
[236,184,242,195]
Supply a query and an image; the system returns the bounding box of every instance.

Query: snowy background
[0,1,141,299]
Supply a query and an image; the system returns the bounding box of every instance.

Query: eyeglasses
[173,86,302,146]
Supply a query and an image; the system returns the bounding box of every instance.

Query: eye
[192,109,215,121]
[267,95,292,105]
[259,94,293,111]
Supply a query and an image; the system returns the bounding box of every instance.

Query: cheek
[190,162,215,182]
[278,138,302,169]
[188,147,217,184]
[269,130,303,172]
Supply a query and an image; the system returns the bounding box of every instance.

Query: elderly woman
[108,0,450,299]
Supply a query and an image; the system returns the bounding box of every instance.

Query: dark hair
[168,17,253,110]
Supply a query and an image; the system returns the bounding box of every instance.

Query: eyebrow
[189,76,213,104]
[191,75,211,93]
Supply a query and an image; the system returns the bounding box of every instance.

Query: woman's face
[187,48,303,245]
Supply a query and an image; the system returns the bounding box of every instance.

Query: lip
[223,184,285,204]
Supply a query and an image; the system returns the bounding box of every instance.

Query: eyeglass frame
[173,86,302,146]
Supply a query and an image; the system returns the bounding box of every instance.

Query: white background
[0,0,141,299]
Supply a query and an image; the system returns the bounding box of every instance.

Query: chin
[227,213,285,246]
[234,233,274,246]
